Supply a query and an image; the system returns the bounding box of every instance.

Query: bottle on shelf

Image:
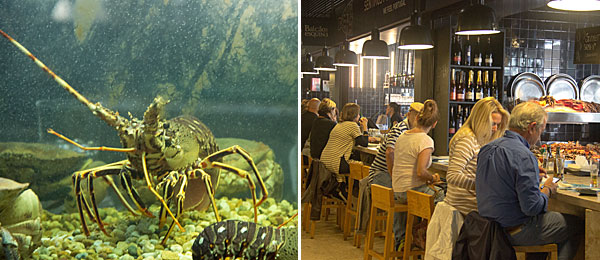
[485,37,493,67]
[456,70,465,102]
[491,70,499,99]
[450,69,457,101]
[466,70,475,102]
[463,36,472,66]
[473,36,483,66]
[483,70,490,98]
[452,35,462,65]
[456,105,463,130]
[475,70,484,101]
[449,106,456,135]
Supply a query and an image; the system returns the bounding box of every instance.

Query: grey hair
[508,102,547,132]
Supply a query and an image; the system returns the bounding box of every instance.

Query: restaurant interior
[300,0,600,259]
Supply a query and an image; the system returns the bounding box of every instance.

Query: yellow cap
[410,102,424,113]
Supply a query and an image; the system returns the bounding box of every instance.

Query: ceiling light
[301,54,318,75]
[547,0,600,11]
[456,1,501,35]
[314,47,337,71]
[399,10,434,50]
[333,42,358,67]
[361,29,390,59]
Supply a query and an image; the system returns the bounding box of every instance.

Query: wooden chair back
[361,165,371,179]
[407,190,435,220]
[371,184,395,210]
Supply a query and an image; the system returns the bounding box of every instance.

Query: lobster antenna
[0,29,123,128]
[277,212,298,229]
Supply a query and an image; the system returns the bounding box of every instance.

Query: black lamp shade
[301,54,318,75]
[315,48,337,71]
[456,4,500,35]
[398,24,434,50]
[333,44,358,67]
[362,29,390,59]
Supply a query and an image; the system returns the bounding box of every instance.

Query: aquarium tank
[0,0,298,259]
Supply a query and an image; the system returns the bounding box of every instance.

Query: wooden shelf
[450,65,502,70]
[449,100,477,105]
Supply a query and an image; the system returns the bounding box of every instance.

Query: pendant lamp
[399,10,434,50]
[456,0,500,35]
[547,0,600,11]
[315,47,337,71]
[362,29,390,59]
[333,42,358,67]
[301,53,319,75]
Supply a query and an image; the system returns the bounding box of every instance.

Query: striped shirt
[321,121,362,174]
[369,119,409,174]
[444,128,480,215]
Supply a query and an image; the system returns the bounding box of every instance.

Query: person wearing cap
[368,102,424,189]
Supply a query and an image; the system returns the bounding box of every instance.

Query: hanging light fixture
[333,41,358,67]
[301,53,318,75]
[547,0,600,11]
[398,4,434,50]
[456,0,500,35]
[361,29,390,59]
[314,47,337,71]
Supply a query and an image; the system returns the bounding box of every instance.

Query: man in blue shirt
[476,102,583,260]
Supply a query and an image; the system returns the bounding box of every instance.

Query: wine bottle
[449,106,456,135]
[485,37,493,66]
[452,35,462,65]
[463,36,472,66]
[473,37,483,66]
[456,105,463,130]
[456,71,465,102]
[466,70,475,102]
[450,69,457,101]
[475,70,483,101]
[483,70,490,98]
[491,70,499,98]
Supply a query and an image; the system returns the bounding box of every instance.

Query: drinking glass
[556,157,565,179]
[590,159,599,188]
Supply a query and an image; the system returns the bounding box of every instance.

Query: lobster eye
[163,122,170,129]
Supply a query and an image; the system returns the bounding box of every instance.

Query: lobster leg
[87,170,110,236]
[210,162,260,223]
[119,169,154,217]
[157,172,177,228]
[141,152,184,231]
[198,146,268,220]
[190,168,222,222]
[73,172,92,235]
[161,173,187,245]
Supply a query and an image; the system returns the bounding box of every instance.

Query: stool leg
[404,214,415,260]
[383,211,395,260]
[515,252,526,260]
[310,220,316,239]
[364,207,377,260]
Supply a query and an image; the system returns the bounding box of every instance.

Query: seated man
[475,102,583,260]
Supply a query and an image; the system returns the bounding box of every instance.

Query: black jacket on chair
[300,159,341,220]
[452,211,516,260]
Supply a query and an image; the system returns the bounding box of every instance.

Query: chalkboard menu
[575,26,600,64]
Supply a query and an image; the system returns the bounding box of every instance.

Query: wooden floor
[301,211,387,260]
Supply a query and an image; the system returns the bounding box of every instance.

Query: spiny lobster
[0,29,268,244]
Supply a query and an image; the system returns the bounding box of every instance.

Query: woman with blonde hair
[445,96,509,215]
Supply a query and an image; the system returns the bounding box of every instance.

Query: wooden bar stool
[309,196,345,238]
[353,164,372,248]
[364,184,407,260]
[403,190,435,260]
[514,244,558,260]
[343,161,363,241]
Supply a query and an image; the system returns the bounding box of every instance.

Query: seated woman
[445,97,509,215]
[391,99,445,249]
[321,103,369,177]
[309,98,338,159]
